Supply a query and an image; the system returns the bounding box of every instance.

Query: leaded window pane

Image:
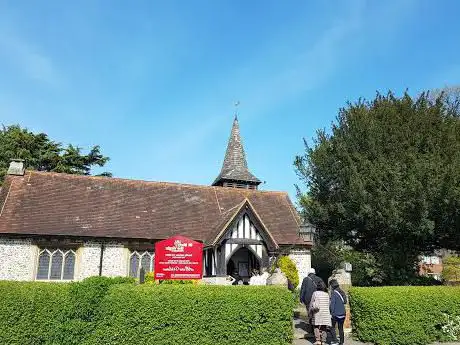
[141,254,151,272]
[36,251,50,280]
[129,253,139,278]
[63,252,75,280]
[50,251,63,280]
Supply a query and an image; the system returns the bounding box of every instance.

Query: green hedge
[89,285,293,345]
[0,281,70,344]
[0,277,135,345]
[350,286,460,345]
[0,279,293,345]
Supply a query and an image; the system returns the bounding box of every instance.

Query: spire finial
[234,101,240,120]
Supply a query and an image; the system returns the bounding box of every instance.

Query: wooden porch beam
[223,238,263,245]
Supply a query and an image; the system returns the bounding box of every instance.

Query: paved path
[292,315,459,345]
[293,315,357,345]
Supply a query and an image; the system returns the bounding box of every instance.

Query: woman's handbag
[309,295,320,314]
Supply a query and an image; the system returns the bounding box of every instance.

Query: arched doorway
[226,246,261,284]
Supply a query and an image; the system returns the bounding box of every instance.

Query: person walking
[329,279,348,345]
[300,268,324,306]
[300,268,325,333]
[309,280,331,345]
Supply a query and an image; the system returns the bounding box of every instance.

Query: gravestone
[139,267,145,284]
[266,268,288,287]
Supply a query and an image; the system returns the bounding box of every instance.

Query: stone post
[289,249,311,288]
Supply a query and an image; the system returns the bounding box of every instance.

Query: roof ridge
[26,170,288,194]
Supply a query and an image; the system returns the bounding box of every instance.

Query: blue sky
[1,0,459,200]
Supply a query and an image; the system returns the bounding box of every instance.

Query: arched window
[36,249,76,280]
[129,251,154,278]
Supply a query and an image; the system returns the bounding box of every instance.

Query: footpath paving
[292,315,460,345]
[293,315,358,345]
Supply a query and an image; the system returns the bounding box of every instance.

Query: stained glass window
[36,249,76,280]
[63,252,76,280]
[129,251,154,278]
[36,251,50,280]
[129,253,139,278]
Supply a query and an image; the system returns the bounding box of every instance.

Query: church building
[0,117,312,284]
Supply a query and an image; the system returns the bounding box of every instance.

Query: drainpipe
[99,243,105,276]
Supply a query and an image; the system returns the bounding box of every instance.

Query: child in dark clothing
[329,279,347,345]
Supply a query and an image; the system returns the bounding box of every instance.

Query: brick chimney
[7,159,25,176]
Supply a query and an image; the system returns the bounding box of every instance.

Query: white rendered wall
[289,249,311,289]
[0,238,36,281]
[0,238,132,281]
[75,242,102,280]
[75,241,129,280]
[101,244,129,277]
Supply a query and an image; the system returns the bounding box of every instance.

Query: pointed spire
[212,116,261,188]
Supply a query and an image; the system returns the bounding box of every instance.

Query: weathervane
[234,101,240,120]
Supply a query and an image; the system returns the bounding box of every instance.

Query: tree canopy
[0,125,111,185]
[295,90,460,283]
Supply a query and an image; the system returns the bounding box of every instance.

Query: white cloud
[0,33,60,85]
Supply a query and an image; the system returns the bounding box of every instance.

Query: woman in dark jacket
[329,279,347,345]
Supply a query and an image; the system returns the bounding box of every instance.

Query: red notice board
[154,235,203,280]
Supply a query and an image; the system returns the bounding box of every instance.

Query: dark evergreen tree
[295,90,460,284]
[0,125,111,184]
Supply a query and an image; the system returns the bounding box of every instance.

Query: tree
[442,256,460,283]
[0,125,111,185]
[311,241,385,286]
[429,85,460,117]
[295,91,460,284]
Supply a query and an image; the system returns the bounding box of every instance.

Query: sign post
[154,235,203,280]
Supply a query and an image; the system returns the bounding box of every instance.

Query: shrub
[350,286,460,345]
[53,276,136,344]
[159,278,198,284]
[0,280,293,345]
[408,275,443,286]
[145,271,155,283]
[87,285,293,345]
[277,256,299,289]
[312,242,386,286]
[144,271,197,285]
[0,281,69,344]
[67,276,134,321]
[0,277,136,345]
[441,313,460,341]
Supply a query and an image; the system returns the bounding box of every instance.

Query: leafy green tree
[442,256,460,282]
[0,125,111,184]
[311,241,385,286]
[295,91,460,284]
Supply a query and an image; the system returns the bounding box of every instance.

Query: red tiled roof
[0,171,304,246]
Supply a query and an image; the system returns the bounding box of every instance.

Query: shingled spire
[212,116,261,189]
